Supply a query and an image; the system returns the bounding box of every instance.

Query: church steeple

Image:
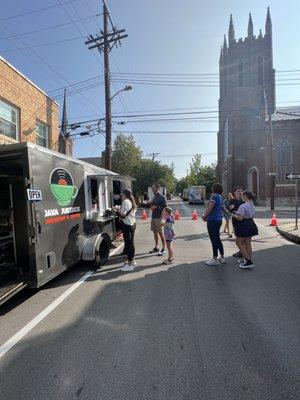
[247,13,254,37]
[59,88,68,154]
[228,14,235,46]
[223,34,228,52]
[265,7,272,37]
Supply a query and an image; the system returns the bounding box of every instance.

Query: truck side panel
[29,148,87,286]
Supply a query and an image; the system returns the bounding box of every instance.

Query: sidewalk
[277,223,300,244]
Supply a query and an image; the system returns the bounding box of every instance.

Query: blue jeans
[207,220,224,258]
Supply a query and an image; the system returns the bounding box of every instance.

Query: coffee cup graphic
[50,168,78,206]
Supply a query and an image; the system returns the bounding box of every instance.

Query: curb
[276,226,300,244]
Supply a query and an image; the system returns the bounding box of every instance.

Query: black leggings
[207,220,224,258]
[122,223,136,262]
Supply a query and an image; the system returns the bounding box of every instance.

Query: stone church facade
[217,8,300,204]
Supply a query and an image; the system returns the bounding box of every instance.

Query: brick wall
[0,57,59,150]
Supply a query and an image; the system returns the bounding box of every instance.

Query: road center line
[0,243,123,361]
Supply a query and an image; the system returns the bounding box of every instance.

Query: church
[217,8,300,205]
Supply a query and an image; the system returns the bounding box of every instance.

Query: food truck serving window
[86,176,108,217]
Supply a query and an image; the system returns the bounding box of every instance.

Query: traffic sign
[286,173,300,180]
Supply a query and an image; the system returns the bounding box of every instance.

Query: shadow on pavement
[1,243,299,400]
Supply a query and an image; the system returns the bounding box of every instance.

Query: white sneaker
[131,260,137,267]
[121,263,134,272]
[205,259,220,266]
[218,256,226,264]
[157,249,167,256]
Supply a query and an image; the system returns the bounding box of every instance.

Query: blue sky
[1,0,299,177]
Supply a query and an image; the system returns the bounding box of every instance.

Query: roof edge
[0,56,59,107]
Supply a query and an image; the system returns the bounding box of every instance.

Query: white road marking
[0,243,123,361]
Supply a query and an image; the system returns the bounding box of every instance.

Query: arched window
[223,69,227,96]
[238,60,244,87]
[258,57,264,85]
[224,117,229,159]
[276,139,293,183]
[276,140,293,165]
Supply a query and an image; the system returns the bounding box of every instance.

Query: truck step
[0,281,27,306]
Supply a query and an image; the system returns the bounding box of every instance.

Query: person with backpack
[114,189,137,272]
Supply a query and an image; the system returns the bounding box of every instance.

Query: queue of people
[202,184,258,269]
[114,182,258,273]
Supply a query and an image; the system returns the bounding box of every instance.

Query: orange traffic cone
[270,213,278,226]
[192,210,198,220]
[175,210,180,220]
[141,209,148,220]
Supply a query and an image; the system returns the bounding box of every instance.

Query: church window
[223,69,227,95]
[238,60,244,87]
[276,139,293,165]
[276,139,293,183]
[224,118,229,159]
[258,57,264,85]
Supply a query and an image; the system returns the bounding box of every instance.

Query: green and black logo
[50,168,78,206]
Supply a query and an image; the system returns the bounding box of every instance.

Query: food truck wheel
[92,237,110,271]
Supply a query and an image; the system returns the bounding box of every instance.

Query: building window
[258,57,264,85]
[0,99,19,140]
[276,139,293,183]
[238,60,244,87]
[36,121,49,148]
[224,117,229,159]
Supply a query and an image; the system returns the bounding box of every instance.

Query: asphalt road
[0,198,299,400]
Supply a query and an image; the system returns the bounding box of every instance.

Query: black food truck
[0,142,131,305]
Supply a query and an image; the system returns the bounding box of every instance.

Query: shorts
[151,218,163,234]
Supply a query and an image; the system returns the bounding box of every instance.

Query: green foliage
[112,133,176,196]
[176,154,217,196]
[112,134,143,176]
[134,159,176,195]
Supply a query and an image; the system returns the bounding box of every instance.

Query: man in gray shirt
[149,184,167,256]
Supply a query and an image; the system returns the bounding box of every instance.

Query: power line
[1,36,85,53]
[0,16,101,120]
[0,15,99,40]
[0,0,77,22]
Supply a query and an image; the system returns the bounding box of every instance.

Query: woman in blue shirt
[202,183,225,266]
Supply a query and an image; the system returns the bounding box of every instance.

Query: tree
[189,154,202,185]
[175,156,217,197]
[133,159,176,195]
[112,134,143,176]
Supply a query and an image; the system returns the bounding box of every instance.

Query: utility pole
[268,113,275,210]
[103,3,112,171]
[147,152,161,162]
[85,1,127,171]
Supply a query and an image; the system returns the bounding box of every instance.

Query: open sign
[27,189,42,201]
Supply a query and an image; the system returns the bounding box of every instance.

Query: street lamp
[110,85,132,101]
[105,85,133,171]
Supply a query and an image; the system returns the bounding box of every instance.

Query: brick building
[217,9,300,204]
[0,56,60,150]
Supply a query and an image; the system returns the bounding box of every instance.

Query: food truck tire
[92,236,111,271]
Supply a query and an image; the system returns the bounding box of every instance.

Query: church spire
[228,14,235,46]
[247,13,254,37]
[265,7,272,37]
[59,88,68,154]
[223,34,227,52]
